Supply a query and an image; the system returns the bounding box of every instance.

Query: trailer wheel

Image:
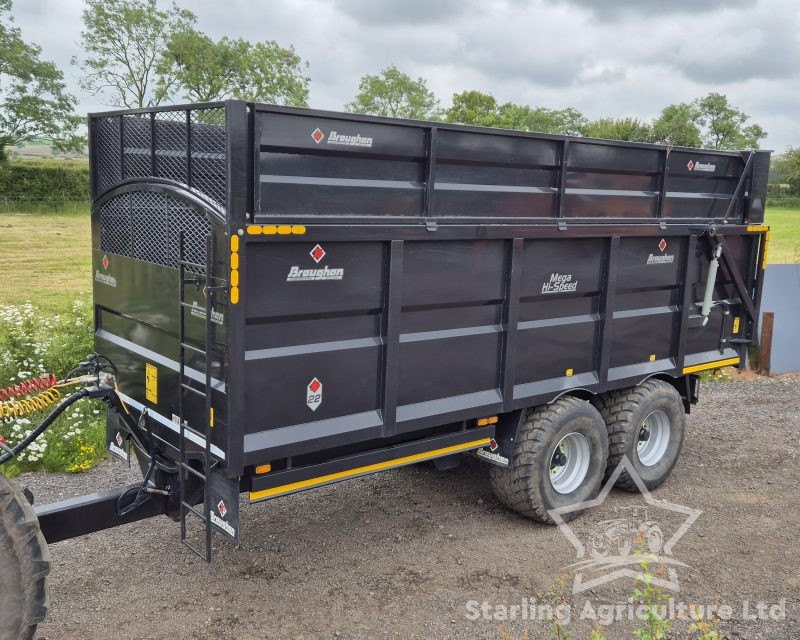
[0,473,50,640]
[593,379,686,492]
[489,397,608,524]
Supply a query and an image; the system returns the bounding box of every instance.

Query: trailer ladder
[177,231,228,562]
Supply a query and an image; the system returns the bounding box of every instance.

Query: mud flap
[208,468,240,545]
[472,438,511,468]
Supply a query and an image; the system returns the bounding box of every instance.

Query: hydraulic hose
[0,388,90,466]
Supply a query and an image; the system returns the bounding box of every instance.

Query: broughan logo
[647,238,675,265]
[687,160,716,173]
[94,270,117,288]
[541,273,578,294]
[210,511,236,537]
[286,266,344,282]
[310,127,373,148]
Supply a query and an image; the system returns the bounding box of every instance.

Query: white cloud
[9,0,799,150]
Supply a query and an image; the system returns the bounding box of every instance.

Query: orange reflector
[488,416,498,425]
[262,225,277,235]
[230,253,239,270]
[291,225,307,235]
[477,418,489,426]
[230,286,239,305]
[230,235,239,252]
[277,225,292,235]
[256,464,272,475]
[246,225,262,235]
[230,269,239,287]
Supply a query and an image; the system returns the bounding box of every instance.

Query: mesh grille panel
[121,113,152,178]
[100,191,211,271]
[95,117,122,194]
[154,110,188,186]
[93,106,227,208]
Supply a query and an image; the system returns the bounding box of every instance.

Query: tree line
[345,66,766,151]
[0,0,784,170]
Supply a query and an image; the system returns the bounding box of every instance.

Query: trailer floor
[26,377,800,640]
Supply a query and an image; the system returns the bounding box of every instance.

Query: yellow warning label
[145,363,158,404]
[732,316,741,334]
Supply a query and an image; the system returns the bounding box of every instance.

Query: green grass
[764,207,800,264]
[0,205,91,309]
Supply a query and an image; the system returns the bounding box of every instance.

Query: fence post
[758,311,774,375]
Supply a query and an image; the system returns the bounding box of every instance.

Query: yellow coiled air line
[0,387,62,419]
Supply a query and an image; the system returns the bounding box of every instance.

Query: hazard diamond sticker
[116,432,124,447]
[310,244,326,263]
[311,128,324,143]
[217,499,227,518]
[102,255,109,269]
[687,160,694,171]
[658,238,667,252]
[307,377,322,411]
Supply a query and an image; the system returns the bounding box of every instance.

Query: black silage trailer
[0,100,771,638]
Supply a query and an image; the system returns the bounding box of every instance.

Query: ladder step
[181,383,207,398]
[181,538,211,562]
[180,343,228,357]
[180,341,205,354]
[181,464,207,482]
[182,502,207,521]
[179,260,206,270]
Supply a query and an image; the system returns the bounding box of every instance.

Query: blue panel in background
[760,265,800,374]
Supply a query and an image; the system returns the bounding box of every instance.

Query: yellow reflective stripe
[746,225,769,232]
[250,437,492,501]
[682,357,740,375]
[761,229,770,269]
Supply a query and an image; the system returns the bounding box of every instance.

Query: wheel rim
[637,409,671,467]
[549,432,591,494]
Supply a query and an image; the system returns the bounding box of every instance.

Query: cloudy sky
[10,0,800,150]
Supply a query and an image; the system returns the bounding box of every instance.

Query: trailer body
[86,101,769,545]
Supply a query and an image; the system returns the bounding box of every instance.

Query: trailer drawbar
[0,100,770,639]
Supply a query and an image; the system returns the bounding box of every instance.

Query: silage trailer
[0,101,770,639]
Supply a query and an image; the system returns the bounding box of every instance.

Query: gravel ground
[17,377,800,640]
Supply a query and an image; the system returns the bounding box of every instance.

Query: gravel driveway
[19,377,800,640]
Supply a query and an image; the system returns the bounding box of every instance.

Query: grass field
[0,205,797,308]
[0,205,91,308]
[764,207,800,264]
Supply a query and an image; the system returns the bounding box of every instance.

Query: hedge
[0,161,90,202]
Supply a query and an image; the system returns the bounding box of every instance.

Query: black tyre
[593,379,686,492]
[0,473,50,640]
[489,396,608,524]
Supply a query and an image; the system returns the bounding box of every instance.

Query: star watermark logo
[549,456,702,594]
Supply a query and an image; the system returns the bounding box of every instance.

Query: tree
[157,29,231,103]
[345,66,439,119]
[444,90,502,127]
[695,92,766,150]
[161,29,310,106]
[771,148,800,194]
[499,104,586,136]
[0,0,83,159]
[73,0,196,108]
[581,117,652,142]
[650,103,702,147]
[227,39,309,106]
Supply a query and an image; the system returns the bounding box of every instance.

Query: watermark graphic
[548,456,702,593]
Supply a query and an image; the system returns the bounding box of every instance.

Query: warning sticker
[145,363,158,404]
